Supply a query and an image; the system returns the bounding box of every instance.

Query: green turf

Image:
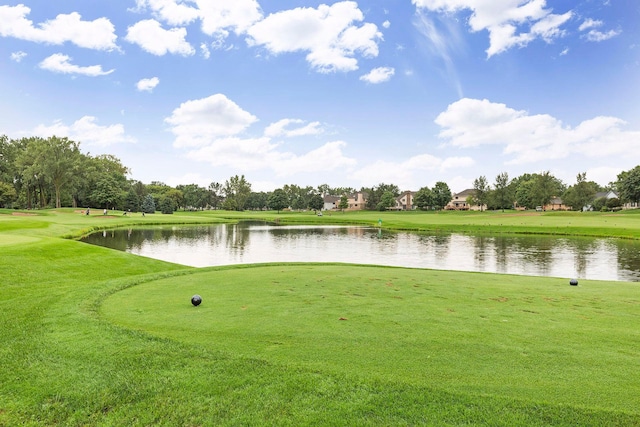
[1,209,640,426]
[101,264,640,414]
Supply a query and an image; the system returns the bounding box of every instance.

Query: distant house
[346,192,367,210]
[584,191,619,211]
[322,195,340,211]
[544,197,570,211]
[323,192,367,211]
[394,191,415,210]
[447,189,485,211]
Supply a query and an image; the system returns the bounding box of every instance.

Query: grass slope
[1,209,639,426]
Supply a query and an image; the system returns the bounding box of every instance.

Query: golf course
[1,208,639,426]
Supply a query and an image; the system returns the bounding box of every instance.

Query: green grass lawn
[1,209,640,426]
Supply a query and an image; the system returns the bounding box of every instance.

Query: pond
[81,222,640,282]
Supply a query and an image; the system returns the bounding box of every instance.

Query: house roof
[453,189,476,198]
[594,191,618,199]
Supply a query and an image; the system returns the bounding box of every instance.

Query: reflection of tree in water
[567,237,598,278]
[416,233,451,261]
[226,223,251,252]
[615,239,640,281]
[509,236,555,275]
[472,235,493,271]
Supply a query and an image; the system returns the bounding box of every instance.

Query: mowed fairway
[2,209,640,425]
[102,265,640,416]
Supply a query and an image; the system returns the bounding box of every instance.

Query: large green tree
[472,175,490,211]
[223,175,251,211]
[308,193,324,212]
[90,176,124,209]
[268,188,289,213]
[530,171,565,208]
[377,191,397,211]
[617,165,640,205]
[432,181,452,210]
[364,183,399,210]
[562,172,598,211]
[493,172,511,211]
[414,186,434,210]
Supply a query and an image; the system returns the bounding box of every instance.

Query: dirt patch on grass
[11,212,37,216]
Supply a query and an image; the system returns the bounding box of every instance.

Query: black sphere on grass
[569,279,578,286]
[191,294,202,306]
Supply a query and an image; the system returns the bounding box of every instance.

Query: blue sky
[1,0,638,193]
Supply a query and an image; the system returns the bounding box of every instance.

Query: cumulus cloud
[578,17,620,42]
[39,53,114,76]
[264,119,324,138]
[579,18,602,31]
[435,98,640,164]
[136,77,160,92]
[185,138,355,176]
[133,0,262,38]
[412,0,572,57]
[360,66,395,84]
[10,51,26,62]
[350,153,474,189]
[0,4,118,50]
[584,29,620,42]
[165,94,258,148]
[167,93,353,176]
[246,1,383,73]
[32,116,136,146]
[126,19,194,56]
[382,20,390,29]
[132,0,200,26]
[197,0,263,37]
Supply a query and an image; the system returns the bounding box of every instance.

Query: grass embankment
[1,209,639,425]
[179,208,640,239]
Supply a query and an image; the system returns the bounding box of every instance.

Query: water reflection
[81,222,640,282]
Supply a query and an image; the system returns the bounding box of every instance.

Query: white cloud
[412,0,572,57]
[165,172,212,188]
[10,51,26,62]
[584,29,620,42]
[133,0,262,38]
[168,93,353,176]
[246,1,383,73]
[382,20,390,29]
[197,0,263,37]
[0,4,118,51]
[185,138,355,176]
[32,116,136,147]
[264,119,324,138]
[136,77,160,92]
[200,42,211,58]
[579,18,602,31]
[360,66,395,84]
[39,53,114,76]
[132,0,200,27]
[578,18,620,42]
[435,98,640,165]
[165,94,258,148]
[350,153,474,190]
[126,19,194,56]
[413,10,464,97]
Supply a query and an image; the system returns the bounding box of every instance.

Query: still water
[81,222,640,282]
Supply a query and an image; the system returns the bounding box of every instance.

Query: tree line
[2,134,640,212]
[469,169,640,212]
